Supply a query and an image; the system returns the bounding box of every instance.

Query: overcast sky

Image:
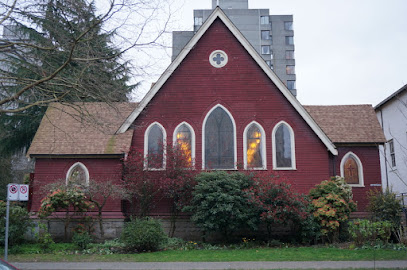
[147,0,407,106]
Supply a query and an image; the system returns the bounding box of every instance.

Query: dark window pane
[205,107,234,169]
[344,156,359,184]
[148,124,164,168]
[260,16,269,24]
[285,50,295,59]
[275,124,292,167]
[285,36,294,45]
[284,21,293,30]
[286,65,295,75]
[261,30,270,40]
[261,45,271,54]
[247,124,263,168]
[176,124,192,164]
[287,80,296,90]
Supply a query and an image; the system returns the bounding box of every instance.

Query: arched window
[340,152,364,186]
[272,121,296,170]
[173,122,195,165]
[244,122,266,169]
[203,105,236,169]
[66,162,89,186]
[145,122,166,169]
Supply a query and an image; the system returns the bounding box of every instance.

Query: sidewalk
[12,260,407,270]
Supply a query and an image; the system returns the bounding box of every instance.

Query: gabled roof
[305,105,386,144]
[117,7,338,155]
[374,83,407,110]
[27,102,138,157]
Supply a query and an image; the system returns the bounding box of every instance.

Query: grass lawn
[6,246,407,262]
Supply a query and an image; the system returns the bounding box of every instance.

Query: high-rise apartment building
[172,0,297,96]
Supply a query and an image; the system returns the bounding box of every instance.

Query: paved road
[11,260,407,270]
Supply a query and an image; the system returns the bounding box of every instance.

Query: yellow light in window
[177,140,192,164]
[247,138,261,166]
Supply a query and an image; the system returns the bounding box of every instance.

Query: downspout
[380,109,389,190]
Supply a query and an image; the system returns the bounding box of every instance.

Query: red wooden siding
[31,158,124,217]
[130,18,332,195]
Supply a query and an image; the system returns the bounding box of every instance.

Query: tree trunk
[98,209,104,240]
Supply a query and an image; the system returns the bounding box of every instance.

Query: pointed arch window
[272,121,296,170]
[173,122,195,166]
[340,152,364,187]
[66,162,89,186]
[244,122,266,169]
[145,122,166,169]
[203,105,236,169]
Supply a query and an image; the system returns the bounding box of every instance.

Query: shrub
[0,201,32,246]
[72,231,93,250]
[184,171,258,241]
[308,176,357,242]
[348,219,392,246]
[244,172,308,238]
[367,189,402,227]
[309,176,355,205]
[35,223,54,250]
[297,202,322,244]
[121,218,167,252]
[72,224,93,250]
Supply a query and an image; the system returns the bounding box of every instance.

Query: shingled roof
[27,102,138,157]
[304,105,386,144]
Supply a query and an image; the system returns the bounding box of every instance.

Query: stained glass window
[275,123,293,168]
[341,152,363,186]
[246,123,263,168]
[147,124,164,169]
[67,162,88,185]
[205,107,235,169]
[343,156,359,184]
[175,123,192,164]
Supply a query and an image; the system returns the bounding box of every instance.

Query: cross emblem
[213,53,225,65]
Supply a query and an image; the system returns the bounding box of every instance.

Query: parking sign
[7,184,29,201]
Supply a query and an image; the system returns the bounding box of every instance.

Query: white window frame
[144,122,167,170]
[272,121,296,170]
[202,104,237,170]
[243,121,267,170]
[340,151,364,187]
[173,121,196,167]
[389,139,396,167]
[66,162,89,186]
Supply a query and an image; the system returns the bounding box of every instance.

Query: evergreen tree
[0,0,134,155]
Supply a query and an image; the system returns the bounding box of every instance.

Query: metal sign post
[4,184,29,261]
[4,199,10,261]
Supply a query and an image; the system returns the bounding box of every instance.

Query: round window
[209,50,228,68]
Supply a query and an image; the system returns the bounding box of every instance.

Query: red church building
[28,8,385,237]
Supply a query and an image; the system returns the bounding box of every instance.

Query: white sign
[7,184,29,201]
[19,185,29,201]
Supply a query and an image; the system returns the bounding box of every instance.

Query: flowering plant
[309,176,356,242]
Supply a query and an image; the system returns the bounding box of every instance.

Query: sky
[139,0,407,106]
